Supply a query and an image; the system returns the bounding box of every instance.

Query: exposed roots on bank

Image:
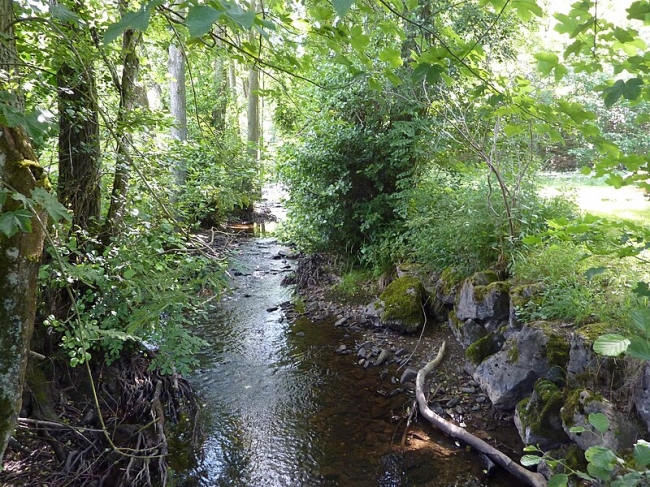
[1,353,200,487]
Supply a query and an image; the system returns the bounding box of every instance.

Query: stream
[172,192,525,486]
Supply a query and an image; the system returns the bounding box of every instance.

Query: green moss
[517,379,565,441]
[470,270,498,286]
[510,283,544,309]
[473,280,511,301]
[564,444,587,472]
[466,332,499,365]
[545,333,570,368]
[576,322,613,343]
[448,310,461,329]
[561,388,604,427]
[380,276,424,329]
[439,267,462,295]
[507,343,519,364]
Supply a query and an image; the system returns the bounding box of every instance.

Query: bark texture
[103,12,142,238]
[57,62,101,231]
[168,41,187,190]
[0,1,48,462]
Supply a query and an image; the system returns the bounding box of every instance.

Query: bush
[399,168,578,276]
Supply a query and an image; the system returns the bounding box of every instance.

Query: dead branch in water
[415,342,547,487]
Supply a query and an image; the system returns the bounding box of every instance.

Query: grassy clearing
[540,172,650,226]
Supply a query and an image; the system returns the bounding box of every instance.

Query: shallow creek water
[173,234,526,486]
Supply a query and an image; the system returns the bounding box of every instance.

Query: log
[415,342,547,487]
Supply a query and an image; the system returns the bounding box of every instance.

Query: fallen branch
[415,342,547,487]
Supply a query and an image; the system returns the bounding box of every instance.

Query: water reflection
[177,237,524,487]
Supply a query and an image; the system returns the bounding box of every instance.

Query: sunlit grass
[540,171,650,226]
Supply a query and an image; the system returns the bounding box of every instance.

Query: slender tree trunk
[228,61,241,137]
[0,0,49,464]
[57,61,101,231]
[211,55,228,133]
[168,40,187,188]
[246,64,260,161]
[103,5,142,238]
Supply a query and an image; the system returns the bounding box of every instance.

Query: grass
[539,171,650,226]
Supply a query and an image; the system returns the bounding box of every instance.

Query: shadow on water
[171,236,527,487]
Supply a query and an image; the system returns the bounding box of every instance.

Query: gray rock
[561,389,639,452]
[334,317,348,327]
[400,367,418,384]
[365,300,384,327]
[357,347,367,358]
[567,325,625,390]
[449,315,488,348]
[375,349,390,367]
[335,344,347,354]
[456,276,510,322]
[472,326,553,411]
[634,362,650,433]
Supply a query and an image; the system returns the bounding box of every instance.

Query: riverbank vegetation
[3,0,650,485]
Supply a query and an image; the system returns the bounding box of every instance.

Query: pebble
[334,317,348,327]
[399,367,418,384]
[358,340,374,350]
[395,347,409,357]
[335,345,347,354]
[266,306,279,312]
[461,387,475,394]
[475,395,487,403]
[296,331,305,337]
[455,405,463,415]
[357,347,367,359]
[374,349,390,367]
[445,397,460,408]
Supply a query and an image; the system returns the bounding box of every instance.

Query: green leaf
[628,1,650,22]
[124,269,136,279]
[627,337,650,360]
[633,282,650,298]
[186,6,222,37]
[634,439,650,467]
[603,78,643,107]
[50,4,80,24]
[588,413,610,434]
[30,187,72,223]
[104,7,152,45]
[332,0,354,17]
[585,445,617,473]
[222,1,256,30]
[513,0,543,22]
[557,100,596,123]
[379,47,403,68]
[504,123,524,136]
[593,334,630,356]
[0,209,33,237]
[535,51,559,76]
[569,425,586,433]
[548,474,569,487]
[584,266,607,280]
[520,454,542,466]
[630,308,650,338]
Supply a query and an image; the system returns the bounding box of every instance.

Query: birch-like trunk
[168,41,187,188]
[0,0,48,464]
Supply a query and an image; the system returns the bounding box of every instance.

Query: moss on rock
[439,267,462,296]
[379,276,425,333]
[466,332,500,365]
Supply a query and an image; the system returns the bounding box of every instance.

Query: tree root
[415,342,547,487]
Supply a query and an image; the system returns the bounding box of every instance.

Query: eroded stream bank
[172,235,526,486]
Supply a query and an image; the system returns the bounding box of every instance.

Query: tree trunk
[168,41,187,188]
[211,55,228,133]
[103,5,142,239]
[246,64,260,162]
[0,0,49,464]
[57,61,101,231]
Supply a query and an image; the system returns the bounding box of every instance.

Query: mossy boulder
[560,388,639,452]
[378,276,426,333]
[634,362,650,434]
[514,379,569,450]
[472,325,567,411]
[456,272,510,322]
